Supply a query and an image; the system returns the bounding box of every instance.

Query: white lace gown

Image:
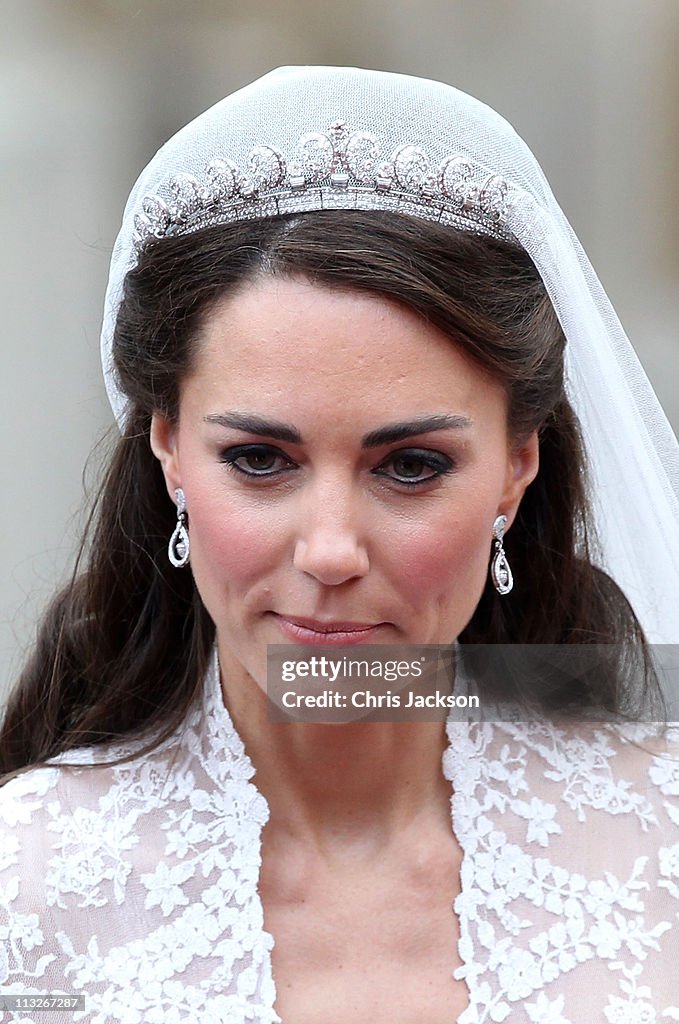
[1,653,678,1023]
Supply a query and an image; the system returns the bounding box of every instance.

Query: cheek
[387,495,494,637]
[183,487,285,604]
[394,513,491,590]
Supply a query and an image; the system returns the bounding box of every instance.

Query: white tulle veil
[100,66,679,644]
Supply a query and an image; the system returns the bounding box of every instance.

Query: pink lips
[273,614,383,645]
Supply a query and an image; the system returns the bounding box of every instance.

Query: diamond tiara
[132,120,517,252]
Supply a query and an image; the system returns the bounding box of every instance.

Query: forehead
[184,275,507,424]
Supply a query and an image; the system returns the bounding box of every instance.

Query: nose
[292,481,370,586]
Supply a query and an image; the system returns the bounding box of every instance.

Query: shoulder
[0,735,178,906]
[0,736,185,988]
[525,718,679,800]
[0,712,272,1014]
[446,717,679,846]
[492,718,679,817]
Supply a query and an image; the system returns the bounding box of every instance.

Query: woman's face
[152,275,538,687]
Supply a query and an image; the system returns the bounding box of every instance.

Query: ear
[499,430,540,528]
[150,413,182,501]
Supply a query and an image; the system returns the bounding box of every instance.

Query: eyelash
[218,444,455,488]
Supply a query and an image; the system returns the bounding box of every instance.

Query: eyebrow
[361,414,472,447]
[203,412,472,446]
[204,412,302,442]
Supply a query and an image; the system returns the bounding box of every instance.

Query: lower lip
[273,616,383,645]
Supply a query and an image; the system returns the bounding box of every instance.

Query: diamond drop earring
[168,488,190,568]
[490,514,513,595]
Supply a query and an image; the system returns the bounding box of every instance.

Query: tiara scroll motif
[133,121,515,251]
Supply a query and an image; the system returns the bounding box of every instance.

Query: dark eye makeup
[218,444,455,487]
[219,444,295,477]
[374,449,455,486]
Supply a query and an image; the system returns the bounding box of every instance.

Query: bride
[1,67,678,1023]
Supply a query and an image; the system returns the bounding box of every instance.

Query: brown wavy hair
[0,211,662,780]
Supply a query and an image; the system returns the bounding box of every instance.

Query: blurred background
[2,0,678,701]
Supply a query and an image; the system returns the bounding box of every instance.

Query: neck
[218,643,451,849]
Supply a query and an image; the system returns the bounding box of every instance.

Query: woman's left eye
[219,444,296,478]
[373,449,454,486]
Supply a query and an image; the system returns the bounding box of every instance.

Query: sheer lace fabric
[1,654,678,1023]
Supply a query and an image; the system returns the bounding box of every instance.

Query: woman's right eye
[219,444,297,478]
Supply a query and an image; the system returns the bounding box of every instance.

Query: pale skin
[151,275,539,1022]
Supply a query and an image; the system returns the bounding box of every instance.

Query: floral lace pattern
[1,654,678,1022]
[445,720,679,1022]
